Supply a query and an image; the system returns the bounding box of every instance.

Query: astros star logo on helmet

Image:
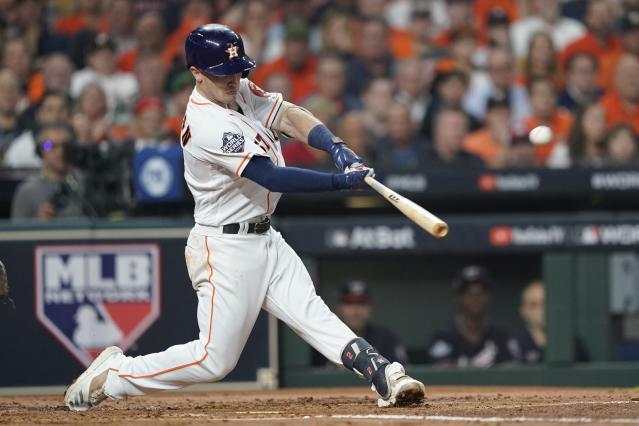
[225,44,239,59]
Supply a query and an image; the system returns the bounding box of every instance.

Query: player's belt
[222,217,271,234]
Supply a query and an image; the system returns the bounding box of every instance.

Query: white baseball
[529,125,553,145]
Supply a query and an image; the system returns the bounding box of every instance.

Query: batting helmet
[185,24,256,78]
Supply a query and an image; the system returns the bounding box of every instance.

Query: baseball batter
[64,24,425,411]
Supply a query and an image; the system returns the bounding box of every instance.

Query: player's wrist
[308,124,343,153]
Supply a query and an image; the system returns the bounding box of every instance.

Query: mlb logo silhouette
[35,244,161,366]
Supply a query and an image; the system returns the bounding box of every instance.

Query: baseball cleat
[374,362,425,408]
[64,346,122,411]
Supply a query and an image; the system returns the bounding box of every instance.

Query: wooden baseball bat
[364,176,449,238]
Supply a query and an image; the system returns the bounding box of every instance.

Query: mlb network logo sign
[35,244,161,366]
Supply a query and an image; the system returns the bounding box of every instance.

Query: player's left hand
[344,165,375,189]
[329,142,363,172]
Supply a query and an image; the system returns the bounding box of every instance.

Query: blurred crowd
[2,0,639,219]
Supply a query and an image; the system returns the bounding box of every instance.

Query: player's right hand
[343,166,374,189]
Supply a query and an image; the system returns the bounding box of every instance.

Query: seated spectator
[521,31,559,86]
[11,124,88,220]
[434,0,475,48]
[464,48,531,131]
[302,54,361,129]
[43,54,74,93]
[560,0,621,90]
[567,102,607,167]
[501,134,535,168]
[426,107,485,169]
[239,0,283,65]
[389,5,446,60]
[464,92,511,168]
[343,17,394,97]
[605,124,639,167]
[524,77,573,167]
[394,58,433,125]
[376,103,427,173]
[132,97,174,151]
[337,111,375,166]
[2,36,35,91]
[620,10,639,57]
[475,3,518,48]
[336,280,408,364]
[599,55,639,134]
[318,11,354,57]
[516,280,545,363]
[135,54,168,100]
[558,52,603,112]
[72,83,112,145]
[427,265,517,367]
[420,69,480,140]
[107,0,136,54]
[252,17,317,104]
[0,69,27,161]
[70,33,138,116]
[118,13,173,72]
[510,0,585,60]
[54,0,109,36]
[263,72,292,101]
[516,280,589,363]
[361,78,395,142]
[5,91,72,169]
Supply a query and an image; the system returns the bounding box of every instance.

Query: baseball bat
[364,176,449,238]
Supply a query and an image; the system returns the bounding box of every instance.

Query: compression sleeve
[242,155,349,192]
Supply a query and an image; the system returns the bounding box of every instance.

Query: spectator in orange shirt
[558,52,603,112]
[599,55,639,134]
[525,77,573,167]
[605,124,639,166]
[343,17,394,97]
[252,17,318,104]
[474,1,519,45]
[560,0,621,90]
[389,5,446,60]
[55,0,109,36]
[464,92,511,168]
[435,0,475,48]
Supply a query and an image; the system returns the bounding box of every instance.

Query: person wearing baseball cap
[426,265,518,367]
[337,280,408,364]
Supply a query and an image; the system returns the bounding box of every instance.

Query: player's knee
[200,351,238,381]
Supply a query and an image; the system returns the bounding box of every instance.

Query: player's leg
[65,232,268,410]
[261,230,424,407]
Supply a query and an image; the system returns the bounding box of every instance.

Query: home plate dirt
[1,386,638,425]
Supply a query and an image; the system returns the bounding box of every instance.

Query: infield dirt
[1,386,638,425]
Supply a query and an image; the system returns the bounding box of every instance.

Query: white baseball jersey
[181,79,286,227]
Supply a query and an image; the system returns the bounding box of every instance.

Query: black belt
[222,217,271,234]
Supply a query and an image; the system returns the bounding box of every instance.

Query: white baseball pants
[104,227,355,398]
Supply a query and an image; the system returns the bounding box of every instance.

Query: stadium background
[1,0,639,393]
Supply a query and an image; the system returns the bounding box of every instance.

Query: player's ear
[190,66,203,84]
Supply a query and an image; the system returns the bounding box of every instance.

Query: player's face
[193,68,241,106]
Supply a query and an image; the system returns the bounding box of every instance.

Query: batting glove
[343,166,375,189]
[329,142,363,172]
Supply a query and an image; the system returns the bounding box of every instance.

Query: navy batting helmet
[185,24,256,77]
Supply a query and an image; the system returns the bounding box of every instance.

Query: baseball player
[64,24,425,411]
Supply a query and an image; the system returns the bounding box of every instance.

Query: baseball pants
[104,227,356,398]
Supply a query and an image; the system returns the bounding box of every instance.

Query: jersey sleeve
[241,79,284,130]
[183,113,267,177]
